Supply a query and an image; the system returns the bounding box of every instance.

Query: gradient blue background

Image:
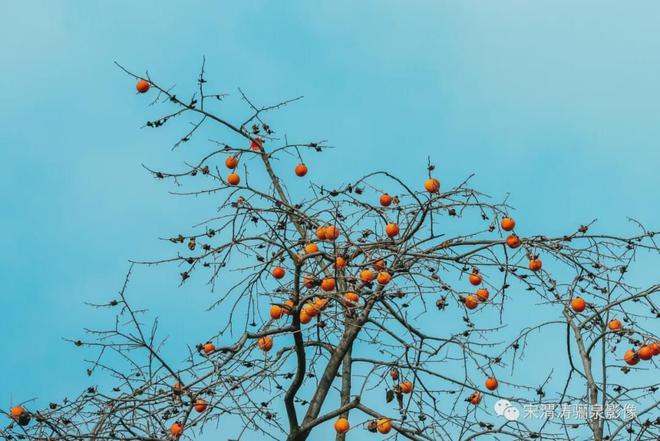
[1,1,659,439]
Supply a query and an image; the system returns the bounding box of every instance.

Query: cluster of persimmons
[51,78,643,438]
[9,78,655,440]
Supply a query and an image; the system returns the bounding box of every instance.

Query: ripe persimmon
[203,342,215,354]
[272,266,285,279]
[390,368,399,380]
[468,391,482,405]
[335,256,347,269]
[334,417,350,434]
[379,193,393,207]
[528,258,542,272]
[571,297,586,313]
[303,303,319,318]
[270,305,284,320]
[257,336,273,352]
[299,310,312,324]
[377,418,392,434]
[305,243,319,254]
[476,288,489,302]
[505,234,521,249]
[373,259,386,271]
[501,217,515,231]
[464,295,479,310]
[624,349,639,366]
[608,319,622,331]
[320,278,336,291]
[468,271,482,286]
[651,342,660,356]
[10,406,26,419]
[283,299,294,314]
[485,377,498,391]
[386,223,400,238]
[424,178,440,193]
[377,271,392,285]
[136,79,150,93]
[194,399,208,412]
[344,292,359,305]
[325,225,340,241]
[399,381,413,394]
[170,422,184,437]
[314,297,329,311]
[225,156,239,169]
[638,345,653,360]
[295,163,308,177]
[227,173,240,186]
[316,226,327,241]
[360,269,375,283]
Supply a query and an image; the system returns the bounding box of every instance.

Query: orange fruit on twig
[485,377,498,391]
[476,288,489,302]
[505,234,521,249]
[194,399,208,412]
[136,79,150,93]
[638,345,653,360]
[10,406,26,419]
[501,217,515,231]
[325,225,340,241]
[528,259,542,271]
[377,271,392,285]
[399,381,413,394]
[571,297,586,313]
[203,342,215,354]
[464,295,479,310]
[386,223,400,238]
[316,226,327,241]
[170,422,184,437]
[360,269,375,283]
[334,418,350,434]
[377,418,392,434]
[305,243,319,254]
[424,178,440,193]
[303,303,319,318]
[623,349,639,366]
[344,292,359,306]
[320,278,336,292]
[270,305,284,320]
[295,163,308,177]
[257,336,273,352]
[468,391,482,405]
[272,266,285,279]
[468,271,482,286]
[227,173,240,186]
[299,311,312,324]
[607,319,622,331]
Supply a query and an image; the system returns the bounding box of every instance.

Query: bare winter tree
[3,62,659,441]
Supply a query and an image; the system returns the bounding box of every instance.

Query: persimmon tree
[4,63,659,441]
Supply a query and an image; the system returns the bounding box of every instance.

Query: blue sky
[1,1,659,439]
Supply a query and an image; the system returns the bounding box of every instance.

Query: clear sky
[1,1,659,440]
